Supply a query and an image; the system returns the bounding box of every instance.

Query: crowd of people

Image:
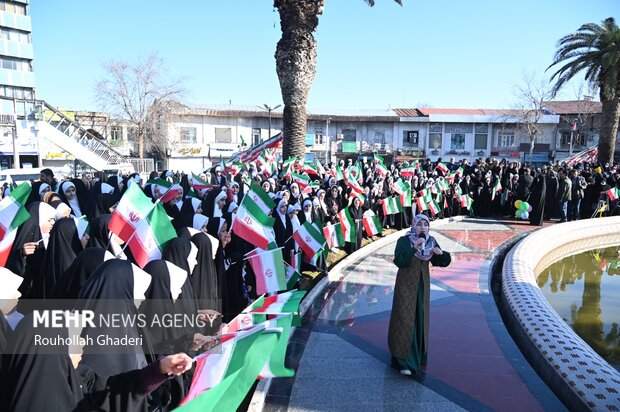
[0,153,618,410]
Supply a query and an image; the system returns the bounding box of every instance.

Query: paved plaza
[262,218,567,411]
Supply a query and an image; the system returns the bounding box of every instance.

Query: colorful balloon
[520,211,529,219]
[527,205,533,213]
[519,202,529,211]
[514,200,522,209]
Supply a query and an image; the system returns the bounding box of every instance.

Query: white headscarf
[191,198,202,212]
[213,190,227,218]
[276,199,287,228]
[303,199,313,223]
[193,214,209,231]
[61,181,82,217]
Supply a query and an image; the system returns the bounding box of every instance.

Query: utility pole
[325,117,331,164]
[12,98,19,168]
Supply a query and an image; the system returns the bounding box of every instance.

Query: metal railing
[38,100,128,166]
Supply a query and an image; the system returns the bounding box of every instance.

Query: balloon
[514,200,522,209]
[527,205,533,213]
[515,210,521,218]
[521,211,529,219]
[519,202,529,211]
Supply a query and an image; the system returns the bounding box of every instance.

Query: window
[0,28,31,43]
[429,123,442,133]
[474,133,487,149]
[497,131,515,147]
[403,131,419,146]
[561,131,586,147]
[0,56,33,71]
[252,128,261,145]
[475,123,489,133]
[451,133,465,150]
[180,127,197,143]
[0,2,26,15]
[445,123,472,134]
[314,129,324,145]
[429,133,442,149]
[373,131,385,145]
[110,126,123,141]
[214,127,231,143]
[342,129,356,142]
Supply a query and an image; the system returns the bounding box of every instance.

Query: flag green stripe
[241,195,276,227]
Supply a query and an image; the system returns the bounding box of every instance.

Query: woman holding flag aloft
[388,214,450,377]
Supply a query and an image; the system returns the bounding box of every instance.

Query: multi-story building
[0,0,36,168]
[161,103,565,171]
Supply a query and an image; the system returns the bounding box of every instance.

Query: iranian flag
[400,187,412,208]
[331,165,344,181]
[284,261,301,290]
[245,290,307,316]
[302,162,319,176]
[373,153,384,164]
[455,166,464,177]
[427,199,441,216]
[179,324,278,411]
[258,314,295,379]
[501,188,510,206]
[382,196,402,215]
[247,181,276,215]
[228,162,244,177]
[315,160,326,176]
[191,173,217,191]
[346,171,364,195]
[491,179,502,201]
[292,172,310,189]
[437,177,450,192]
[337,208,357,243]
[401,166,417,177]
[246,246,287,295]
[231,195,276,250]
[0,229,17,267]
[415,196,429,211]
[0,182,31,242]
[392,180,408,196]
[108,184,177,268]
[435,162,449,175]
[606,187,619,201]
[362,210,382,236]
[261,161,277,177]
[292,221,326,260]
[323,222,345,249]
[375,161,388,177]
[460,194,474,210]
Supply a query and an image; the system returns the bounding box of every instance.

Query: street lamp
[325,117,331,164]
[257,104,281,141]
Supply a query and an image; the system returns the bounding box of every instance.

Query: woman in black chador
[528,173,546,226]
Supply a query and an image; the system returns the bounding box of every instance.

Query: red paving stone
[440,230,519,252]
[303,219,555,411]
[430,253,486,293]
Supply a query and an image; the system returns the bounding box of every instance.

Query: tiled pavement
[262,218,567,412]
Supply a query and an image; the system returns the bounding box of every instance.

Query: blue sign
[522,152,550,163]
[305,133,315,146]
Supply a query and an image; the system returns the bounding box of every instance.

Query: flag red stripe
[292,231,317,258]
[231,218,270,250]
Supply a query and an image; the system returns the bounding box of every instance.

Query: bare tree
[95,52,186,158]
[513,71,556,165]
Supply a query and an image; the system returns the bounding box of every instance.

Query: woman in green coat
[388,214,450,376]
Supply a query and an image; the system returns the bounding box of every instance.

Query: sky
[30,1,617,113]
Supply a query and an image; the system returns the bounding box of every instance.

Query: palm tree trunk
[275,0,323,160]
[598,91,620,164]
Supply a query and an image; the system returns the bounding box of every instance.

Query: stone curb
[248,214,465,412]
[502,217,620,411]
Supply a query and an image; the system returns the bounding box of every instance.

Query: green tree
[274,0,402,159]
[547,17,620,164]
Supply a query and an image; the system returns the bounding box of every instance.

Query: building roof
[542,100,602,115]
[183,103,398,121]
[391,108,425,117]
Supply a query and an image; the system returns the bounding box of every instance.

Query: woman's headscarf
[35,218,84,299]
[190,232,221,323]
[76,259,150,376]
[276,199,287,227]
[59,181,82,217]
[49,247,112,305]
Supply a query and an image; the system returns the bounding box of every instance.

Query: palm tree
[274,0,402,160]
[547,17,620,165]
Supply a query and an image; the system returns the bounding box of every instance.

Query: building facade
[0,0,36,168]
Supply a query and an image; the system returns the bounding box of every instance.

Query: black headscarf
[162,238,199,336]
[87,214,117,254]
[49,247,108,305]
[0,313,152,412]
[190,232,220,314]
[36,217,83,299]
[141,260,192,354]
[76,259,148,377]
